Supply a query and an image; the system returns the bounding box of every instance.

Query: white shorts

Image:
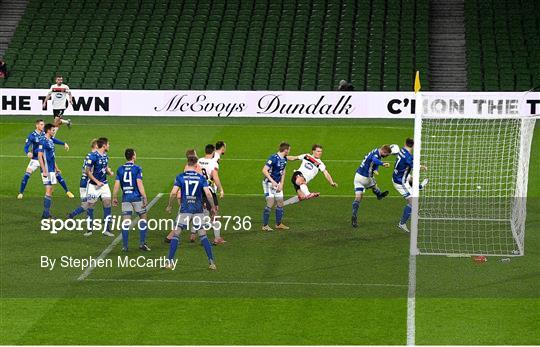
[353,173,376,193]
[26,159,40,173]
[79,187,87,201]
[262,180,284,199]
[86,183,111,203]
[122,201,146,216]
[174,212,205,232]
[42,172,57,185]
[393,181,411,198]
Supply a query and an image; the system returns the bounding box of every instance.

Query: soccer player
[262,142,298,231]
[214,141,226,162]
[18,119,74,199]
[165,148,204,244]
[67,139,98,219]
[41,75,72,131]
[351,145,392,228]
[198,144,226,244]
[36,123,64,222]
[283,144,338,206]
[112,148,150,251]
[83,137,114,237]
[165,154,217,270]
[392,138,428,232]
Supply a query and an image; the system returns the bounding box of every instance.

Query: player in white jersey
[283,144,338,206]
[198,144,226,244]
[213,140,226,162]
[42,75,72,132]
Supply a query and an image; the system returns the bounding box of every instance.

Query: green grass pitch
[0,116,538,345]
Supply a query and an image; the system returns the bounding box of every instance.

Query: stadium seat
[3,0,430,91]
[465,0,539,91]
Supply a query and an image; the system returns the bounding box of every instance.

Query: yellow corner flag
[414,71,421,94]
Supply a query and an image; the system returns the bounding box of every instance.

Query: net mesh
[416,117,534,256]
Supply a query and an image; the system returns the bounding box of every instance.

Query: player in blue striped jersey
[83,137,114,237]
[113,148,150,252]
[18,119,73,199]
[392,138,428,232]
[67,139,98,219]
[351,145,392,228]
[36,123,67,223]
[165,154,217,270]
[261,142,299,231]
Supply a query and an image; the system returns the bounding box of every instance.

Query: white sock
[61,119,69,124]
[213,222,221,239]
[283,196,300,206]
[300,184,310,195]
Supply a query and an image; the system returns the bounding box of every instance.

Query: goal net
[411,95,536,256]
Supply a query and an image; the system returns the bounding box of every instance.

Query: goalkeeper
[392,138,428,232]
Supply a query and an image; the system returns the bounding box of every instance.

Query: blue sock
[276,206,284,225]
[103,207,112,231]
[263,206,271,226]
[87,208,94,231]
[55,173,69,192]
[43,195,52,217]
[352,200,360,217]
[373,187,381,197]
[68,206,85,218]
[19,172,31,194]
[168,236,179,260]
[139,220,147,245]
[122,226,129,249]
[400,204,412,225]
[200,235,214,262]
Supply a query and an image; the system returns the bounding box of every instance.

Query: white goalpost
[410,94,536,257]
[406,92,537,345]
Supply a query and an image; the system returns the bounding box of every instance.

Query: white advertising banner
[1,88,539,118]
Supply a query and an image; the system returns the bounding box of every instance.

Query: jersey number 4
[123,171,133,186]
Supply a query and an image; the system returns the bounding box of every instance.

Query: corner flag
[414,71,421,93]
[414,71,422,93]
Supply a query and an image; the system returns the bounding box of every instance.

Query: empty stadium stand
[465,0,540,91]
[0,0,429,91]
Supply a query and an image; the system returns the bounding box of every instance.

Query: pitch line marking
[0,154,359,163]
[76,193,163,281]
[85,278,407,288]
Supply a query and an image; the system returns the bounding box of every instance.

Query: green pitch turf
[0,116,538,345]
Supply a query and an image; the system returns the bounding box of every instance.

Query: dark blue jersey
[116,162,143,202]
[24,130,64,159]
[393,147,414,184]
[174,170,208,214]
[37,137,56,172]
[264,153,287,183]
[79,151,95,188]
[356,148,385,177]
[85,151,109,184]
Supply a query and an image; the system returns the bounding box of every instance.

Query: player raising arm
[283,144,337,206]
[42,75,72,132]
[113,148,150,251]
[351,145,392,228]
[165,154,217,270]
[18,119,73,199]
[392,138,429,232]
